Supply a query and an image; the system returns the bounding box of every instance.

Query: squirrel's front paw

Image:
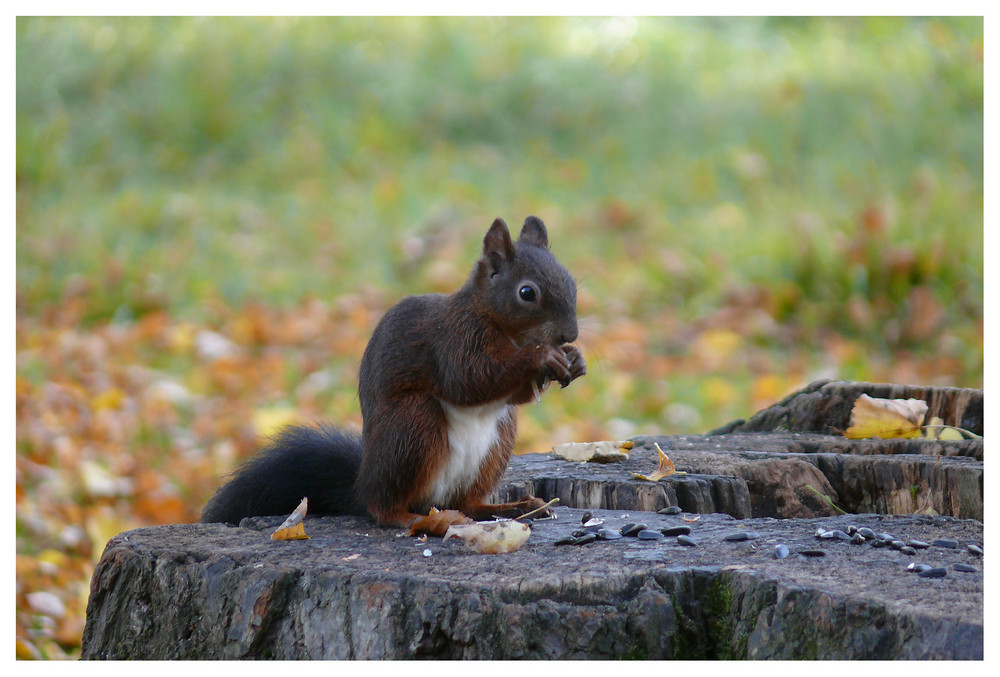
[558,345,587,387]
[517,495,554,517]
[537,344,572,385]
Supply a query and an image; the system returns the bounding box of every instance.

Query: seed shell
[917,567,947,579]
[661,526,692,537]
[621,523,647,537]
[597,528,623,541]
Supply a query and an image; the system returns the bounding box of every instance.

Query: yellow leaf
[631,443,680,481]
[168,323,197,353]
[271,497,310,541]
[937,428,966,441]
[701,376,739,409]
[92,387,126,412]
[922,416,967,441]
[16,637,39,660]
[844,394,927,439]
[38,549,69,570]
[85,508,137,562]
[253,407,300,439]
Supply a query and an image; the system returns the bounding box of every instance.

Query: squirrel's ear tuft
[482,218,515,276]
[518,216,549,249]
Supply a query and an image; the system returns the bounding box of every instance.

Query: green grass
[17,15,983,385]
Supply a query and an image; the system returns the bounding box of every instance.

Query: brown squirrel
[201,216,586,534]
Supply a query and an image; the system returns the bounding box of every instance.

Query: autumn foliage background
[16,17,983,658]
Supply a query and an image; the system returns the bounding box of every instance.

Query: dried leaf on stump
[922,416,975,441]
[844,394,927,439]
[271,497,310,540]
[845,395,979,440]
[632,443,681,481]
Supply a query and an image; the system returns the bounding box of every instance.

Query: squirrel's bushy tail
[201,424,364,524]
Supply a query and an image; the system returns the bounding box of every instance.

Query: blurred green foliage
[17,15,983,397]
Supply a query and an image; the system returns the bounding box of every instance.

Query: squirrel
[201,216,586,535]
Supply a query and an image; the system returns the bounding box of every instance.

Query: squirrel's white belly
[430,399,510,506]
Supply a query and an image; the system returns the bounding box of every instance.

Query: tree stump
[81,380,984,659]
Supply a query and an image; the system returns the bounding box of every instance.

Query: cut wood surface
[82,509,983,660]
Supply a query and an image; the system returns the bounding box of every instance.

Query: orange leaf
[271,497,310,541]
[631,443,678,482]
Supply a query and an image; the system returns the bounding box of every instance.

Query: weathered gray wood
[712,379,983,443]
[81,509,983,659]
[499,433,983,520]
[498,380,983,520]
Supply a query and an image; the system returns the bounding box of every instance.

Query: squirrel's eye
[518,285,538,303]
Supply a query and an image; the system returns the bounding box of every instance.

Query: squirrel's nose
[558,322,578,345]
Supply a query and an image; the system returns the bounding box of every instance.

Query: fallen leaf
[922,416,974,441]
[443,520,531,554]
[341,553,361,561]
[271,497,310,540]
[91,387,126,412]
[631,443,680,481]
[844,394,927,439]
[85,508,138,562]
[409,508,473,537]
[253,407,301,439]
